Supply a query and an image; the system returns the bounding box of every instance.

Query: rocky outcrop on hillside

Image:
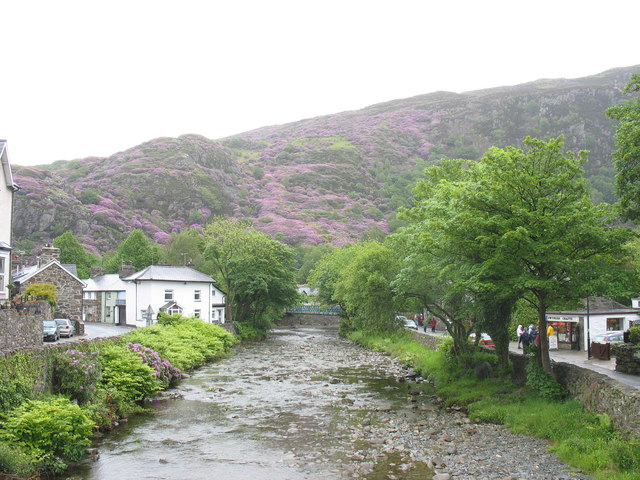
[12,66,639,254]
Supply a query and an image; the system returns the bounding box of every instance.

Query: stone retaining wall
[613,343,640,375]
[408,330,640,437]
[553,361,640,436]
[0,302,52,351]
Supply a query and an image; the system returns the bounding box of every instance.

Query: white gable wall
[0,146,14,300]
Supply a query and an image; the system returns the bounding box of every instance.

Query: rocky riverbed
[70,328,591,480]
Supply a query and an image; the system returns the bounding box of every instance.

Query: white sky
[1,0,639,166]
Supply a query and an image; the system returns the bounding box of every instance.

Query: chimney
[119,262,136,279]
[90,266,105,278]
[38,246,60,267]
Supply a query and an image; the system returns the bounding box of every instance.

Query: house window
[106,292,112,299]
[164,289,174,301]
[194,309,201,318]
[106,306,111,317]
[83,291,96,300]
[194,290,201,302]
[218,309,223,322]
[607,318,623,331]
[167,305,183,315]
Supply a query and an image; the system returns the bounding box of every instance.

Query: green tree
[202,218,298,328]
[52,231,97,278]
[606,73,640,222]
[104,229,155,273]
[332,242,401,333]
[164,230,204,268]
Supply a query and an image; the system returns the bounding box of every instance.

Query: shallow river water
[67,328,589,480]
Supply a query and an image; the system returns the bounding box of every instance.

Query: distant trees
[52,232,98,279]
[607,73,640,222]
[103,230,160,273]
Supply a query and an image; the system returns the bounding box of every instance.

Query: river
[67,327,589,480]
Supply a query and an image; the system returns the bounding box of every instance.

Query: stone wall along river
[69,328,590,480]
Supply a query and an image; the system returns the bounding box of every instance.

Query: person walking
[430,317,437,332]
[517,324,524,349]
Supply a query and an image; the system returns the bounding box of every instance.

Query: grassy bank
[0,316,237,477]
[349,330,640,480]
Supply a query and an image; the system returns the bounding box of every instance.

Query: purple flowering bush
[53,349,102,404]
[126,343,184,388]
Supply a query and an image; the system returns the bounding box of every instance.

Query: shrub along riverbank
[0,315,237,477]
[349,330,640,480]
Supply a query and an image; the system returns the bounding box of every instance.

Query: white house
[83,274,128,324]
[546,297,640,351]
[124,265,225,327]
[0,140,20,301]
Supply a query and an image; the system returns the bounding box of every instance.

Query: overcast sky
[2,0,638,167]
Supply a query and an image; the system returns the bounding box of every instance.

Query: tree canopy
[202,217,298,328]
[607,73,640,222]
[52,232,97,279]
[402,136,634,373]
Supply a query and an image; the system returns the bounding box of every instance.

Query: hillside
[12,65,639,254]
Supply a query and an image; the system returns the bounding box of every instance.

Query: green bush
[629,326,640,344]
[233,321,268,341]
[525,361,568,401]
[0,440,38,477]
[0,397,94,472]
[23,283,57,307]
[99,345,160,411]
[122,317,237,370]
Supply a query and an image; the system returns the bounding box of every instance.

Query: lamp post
[586,296,591,359]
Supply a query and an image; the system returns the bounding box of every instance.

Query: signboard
[546,315,578,323]
[548,335,558,350]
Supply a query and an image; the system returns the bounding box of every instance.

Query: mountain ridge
[12,65,639,255]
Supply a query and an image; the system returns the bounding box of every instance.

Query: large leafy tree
[202,217,298,328]
[405,137,634,373]
[606,73,640,222]
[52,231,98,279]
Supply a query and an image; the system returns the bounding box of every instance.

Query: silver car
[54,318,74,338]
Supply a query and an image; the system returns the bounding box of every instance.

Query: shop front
[546,315,580,350]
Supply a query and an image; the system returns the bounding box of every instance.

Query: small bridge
[281,305,342,327]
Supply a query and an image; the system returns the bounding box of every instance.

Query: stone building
[12,246,86,322]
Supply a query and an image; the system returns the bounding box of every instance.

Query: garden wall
[0,302,51,352]
[407,330,640,437]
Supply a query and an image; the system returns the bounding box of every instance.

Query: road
[55,322,133,344]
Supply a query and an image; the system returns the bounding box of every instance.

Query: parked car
[43,320,60,342]
[592,331,625,344]
[54,318,74,338]
[402,317,418,330]
[469,332,495,347]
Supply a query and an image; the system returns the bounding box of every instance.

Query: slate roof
[124,265,215,283]
[12,260,86,286]
[548,297,640,315]
[84,274,128,292]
